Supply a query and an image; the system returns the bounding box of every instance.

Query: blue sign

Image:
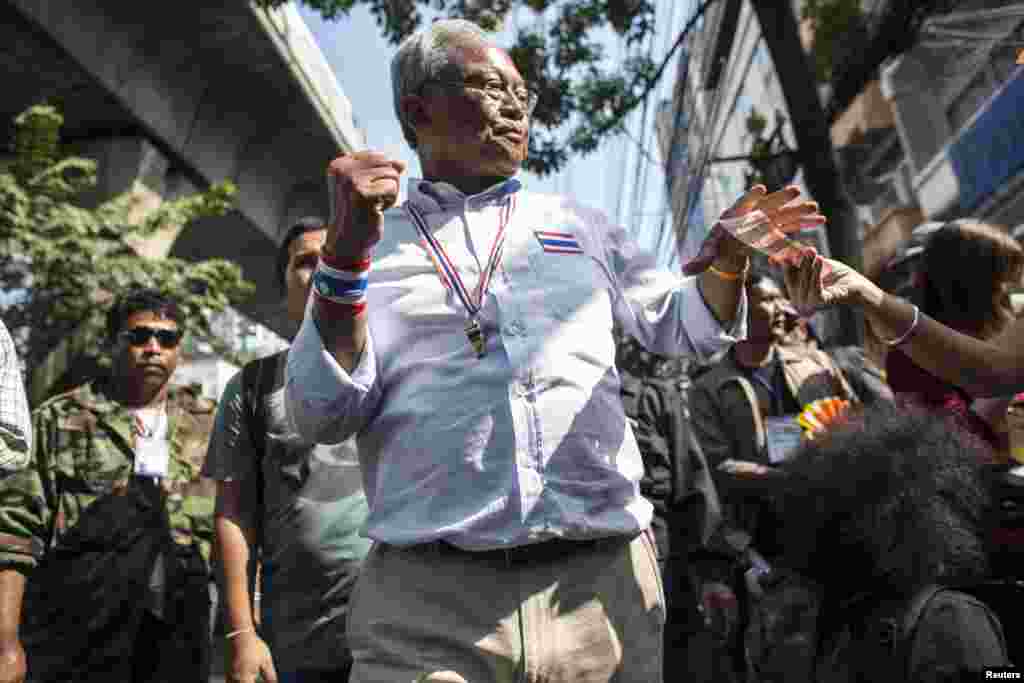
[949,67,1024,212]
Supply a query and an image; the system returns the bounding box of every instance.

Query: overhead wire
[626,6,660,242]
[627,0,685,263]
[673,0,734,269]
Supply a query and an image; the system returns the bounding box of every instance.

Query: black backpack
[22,479,211,682]
[815,582,1019,682]
[741,561,1023,683]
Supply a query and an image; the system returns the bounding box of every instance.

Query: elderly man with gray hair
[284,18,825,683]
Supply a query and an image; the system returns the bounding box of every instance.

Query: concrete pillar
[281,180,329,240]
[70,135,197,259]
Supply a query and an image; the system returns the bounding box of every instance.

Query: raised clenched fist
[325,151,406,263]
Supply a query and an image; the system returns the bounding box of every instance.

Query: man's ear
[401,94,432,136]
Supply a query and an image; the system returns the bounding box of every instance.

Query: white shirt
[286,178,746,550]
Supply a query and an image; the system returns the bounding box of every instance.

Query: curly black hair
[776,402,990,599]
[105,288,184,343]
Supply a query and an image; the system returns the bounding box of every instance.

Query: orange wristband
[708,262,748,281]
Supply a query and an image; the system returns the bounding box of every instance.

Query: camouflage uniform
[0,380,217,571]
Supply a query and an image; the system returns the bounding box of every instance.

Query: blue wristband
[312,261,369,304]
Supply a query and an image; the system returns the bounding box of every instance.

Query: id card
[134,438,170,478]
[765,416,803,464]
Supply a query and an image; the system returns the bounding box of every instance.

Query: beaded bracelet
[225,627,255,640]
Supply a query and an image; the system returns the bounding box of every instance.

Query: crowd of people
[0,15,1021,683]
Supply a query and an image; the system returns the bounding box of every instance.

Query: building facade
[657,0,823,266]
[660,0,1024,358]
[853,2,1024,295]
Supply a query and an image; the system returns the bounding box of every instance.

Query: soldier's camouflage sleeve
[0,402,56,571]
[0,322,31,472]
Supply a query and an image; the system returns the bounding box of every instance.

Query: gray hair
[391,19,492,149]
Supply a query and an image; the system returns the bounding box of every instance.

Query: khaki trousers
[347,531,666,683]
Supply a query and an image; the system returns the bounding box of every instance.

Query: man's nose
[141,336,163,353]
[501,98,526,119]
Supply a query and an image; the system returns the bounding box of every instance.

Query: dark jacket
[688,346,857,555]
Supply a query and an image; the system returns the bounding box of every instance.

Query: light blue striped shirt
[286,178,746,550]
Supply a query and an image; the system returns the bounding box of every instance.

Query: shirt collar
[406,176,522,214]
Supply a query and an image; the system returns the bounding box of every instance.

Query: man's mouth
[495,127,525,142]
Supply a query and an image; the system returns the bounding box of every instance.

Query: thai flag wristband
[312,258,369,306]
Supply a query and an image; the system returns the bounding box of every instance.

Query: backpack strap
[241,350,288,460]
[897,584,947,680]
[239,353,286,532]
[715,375,766,454]
[238,351,286,619]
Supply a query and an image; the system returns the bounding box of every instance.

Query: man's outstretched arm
[0,569,26,683]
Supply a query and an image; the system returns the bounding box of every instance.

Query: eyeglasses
[119,326,183,349]
[425,76,539,116]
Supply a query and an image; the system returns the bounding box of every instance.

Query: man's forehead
[291,229,327,253]
[124,310,178,329]
[449,42,519,76]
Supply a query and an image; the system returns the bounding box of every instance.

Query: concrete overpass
[1,0,364,337]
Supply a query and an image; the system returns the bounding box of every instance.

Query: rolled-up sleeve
[284,303,381,445]
[0,407,54,571]
[589,207,747,362]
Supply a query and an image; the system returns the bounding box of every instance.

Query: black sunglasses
[119,326,182,349]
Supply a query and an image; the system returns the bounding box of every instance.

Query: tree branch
[584,0,718,141]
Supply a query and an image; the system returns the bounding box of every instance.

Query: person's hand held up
[227,631,278,683]
[781,251,884,316]
[325,151,406,264]
[683,184,826,275]
[0,637,26,683]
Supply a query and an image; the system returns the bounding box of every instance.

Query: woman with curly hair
[767,403,1010,682]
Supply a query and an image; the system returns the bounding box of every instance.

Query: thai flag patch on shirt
[534,230,584,254]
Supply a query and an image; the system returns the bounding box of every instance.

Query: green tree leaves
[257,0,672,176]
[801,0,865,83]
[0,105,253,388]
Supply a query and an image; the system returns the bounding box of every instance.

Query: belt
[390,535,633,566]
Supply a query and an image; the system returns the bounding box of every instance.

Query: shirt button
[505,320,526,336]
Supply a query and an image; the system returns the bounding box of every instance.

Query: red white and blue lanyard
[402,195,517,323]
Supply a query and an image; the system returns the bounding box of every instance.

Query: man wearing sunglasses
[0,288,218,683]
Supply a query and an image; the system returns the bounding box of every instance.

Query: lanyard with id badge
[764,415,804,464]
[132,409,169,479]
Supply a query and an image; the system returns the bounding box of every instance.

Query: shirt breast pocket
[525,238,612,324]
[53,424,119,495]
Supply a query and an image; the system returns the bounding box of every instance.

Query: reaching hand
[683,184,826,275]
[781,251,884,316]
[227,631,278,683]
[325,151,406,264]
